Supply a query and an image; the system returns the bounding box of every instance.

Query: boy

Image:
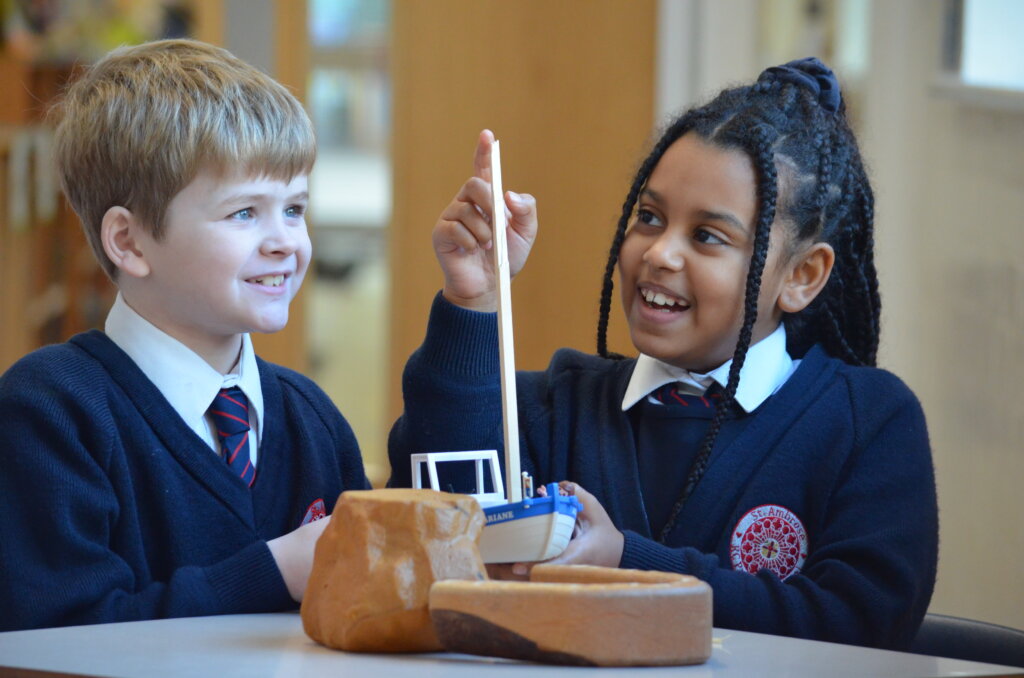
[0,39,369,631]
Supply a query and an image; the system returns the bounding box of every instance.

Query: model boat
[411,450,581,564]
[410,140,581,564]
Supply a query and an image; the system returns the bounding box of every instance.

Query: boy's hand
[267,515,332,602]
[434,129,538,312]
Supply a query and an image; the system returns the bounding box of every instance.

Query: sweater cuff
[419,291,500,377]
[620,530,689,574]
[205,541,294,613]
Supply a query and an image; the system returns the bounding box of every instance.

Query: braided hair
[596,59,881,542]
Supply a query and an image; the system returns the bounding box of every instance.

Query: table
[0,612,1020,678]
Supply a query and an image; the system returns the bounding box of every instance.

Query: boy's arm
[0,363,292,631]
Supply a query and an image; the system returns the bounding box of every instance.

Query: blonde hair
[51,39,316,279]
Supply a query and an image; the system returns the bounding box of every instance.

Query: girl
[388,58,937,650]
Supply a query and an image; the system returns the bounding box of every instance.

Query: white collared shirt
[621,323,799,413]
[105,293,263,464]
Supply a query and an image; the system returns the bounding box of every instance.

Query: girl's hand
[433,129,538,311]
[544,482,624,569]
[506,481,624,577]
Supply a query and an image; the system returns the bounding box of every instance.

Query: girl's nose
[642,231,685,271]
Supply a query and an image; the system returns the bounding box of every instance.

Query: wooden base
[429,564,712,666]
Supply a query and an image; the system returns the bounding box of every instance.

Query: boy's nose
[261,215,302,256]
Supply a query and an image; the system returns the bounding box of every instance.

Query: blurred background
[1,0,1021,631]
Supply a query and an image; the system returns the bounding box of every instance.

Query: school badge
[730,504,808,580]
[300,498,327,526]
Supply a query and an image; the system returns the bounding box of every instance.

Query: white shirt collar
[104,293,264,456]
[621,323,797,413]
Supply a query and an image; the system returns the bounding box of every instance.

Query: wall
[863,1,1024,629]
[389,0,655,421]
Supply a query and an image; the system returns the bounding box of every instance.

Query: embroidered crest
[730,504,808,580]
[300,498,327,526]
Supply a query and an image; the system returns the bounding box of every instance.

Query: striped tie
[209,386,255,486]
[652,382,722,416]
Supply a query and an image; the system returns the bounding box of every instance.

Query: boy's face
[618,134,793,373]
[134,168,311,353]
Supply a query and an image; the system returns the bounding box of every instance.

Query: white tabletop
[0,612,1019,678]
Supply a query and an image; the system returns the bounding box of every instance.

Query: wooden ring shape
[429,564,712,666]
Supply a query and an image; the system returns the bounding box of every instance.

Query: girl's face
[618,133,796,373]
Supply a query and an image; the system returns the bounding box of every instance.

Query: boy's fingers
[473,129,494,182]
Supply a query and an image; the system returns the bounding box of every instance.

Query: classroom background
[1,0,1021,634]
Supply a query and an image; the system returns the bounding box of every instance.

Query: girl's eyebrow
[640,187,665,205]
[695,209,746,233]
[642,187,747,233]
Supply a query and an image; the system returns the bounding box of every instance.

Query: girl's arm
[542,394,937,652]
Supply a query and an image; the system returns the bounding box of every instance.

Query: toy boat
[411,450,581,564]
[410,140,581,564]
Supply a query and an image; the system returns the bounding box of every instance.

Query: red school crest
[300,498,327,526]
[730,504,808,580]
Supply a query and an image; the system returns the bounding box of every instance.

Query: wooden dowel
[490,140,522,503]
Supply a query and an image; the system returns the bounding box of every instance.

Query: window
[938,0,1024,109]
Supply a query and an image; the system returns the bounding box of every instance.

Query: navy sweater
[0,331,369,631]
[388,295,938,650]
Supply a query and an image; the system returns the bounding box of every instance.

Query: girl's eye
[636,208,664,227]
[285,204,306,219]
[230,207,254,220]
[694,228,725,245]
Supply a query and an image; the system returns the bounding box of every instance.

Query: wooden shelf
[1,60,115,373]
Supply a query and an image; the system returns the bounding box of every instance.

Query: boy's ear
[778,242,835,314]
[101,206,151,279]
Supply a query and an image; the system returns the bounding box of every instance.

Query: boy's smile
[619,134,792,374]
[118,169,311,371]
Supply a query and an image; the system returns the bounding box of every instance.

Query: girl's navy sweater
[388,294,938,650]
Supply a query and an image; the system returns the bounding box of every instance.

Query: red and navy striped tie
[652,382,722,414]
[209,386,255,486]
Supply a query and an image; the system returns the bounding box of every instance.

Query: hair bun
[760,57,841,112]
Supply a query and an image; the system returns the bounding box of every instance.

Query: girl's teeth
[642,288,680,308]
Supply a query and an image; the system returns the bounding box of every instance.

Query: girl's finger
[435,219,488,253]
[473,129,495,183]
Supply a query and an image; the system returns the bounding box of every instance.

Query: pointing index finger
[474,129,495,182]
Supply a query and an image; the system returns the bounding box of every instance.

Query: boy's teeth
[252,275,285,286]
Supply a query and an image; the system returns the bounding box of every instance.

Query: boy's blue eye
[231,208,254,220]
[285,204,306,218]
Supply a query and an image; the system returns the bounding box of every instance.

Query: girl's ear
[778,242,835,313]
[101,206,151,279]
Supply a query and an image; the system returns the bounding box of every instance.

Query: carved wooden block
[301,488,487,652]
[429,564,712,666]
